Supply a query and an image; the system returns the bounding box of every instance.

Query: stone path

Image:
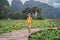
[0,28,40,40]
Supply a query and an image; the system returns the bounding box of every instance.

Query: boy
[27,13,32,33]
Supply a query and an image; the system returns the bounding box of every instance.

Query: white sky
[53,3,60,8]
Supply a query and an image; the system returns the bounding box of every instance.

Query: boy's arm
[26,18,28,27]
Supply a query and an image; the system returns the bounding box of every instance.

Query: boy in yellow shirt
[27,13,32,33]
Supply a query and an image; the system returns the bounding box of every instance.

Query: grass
[29,29,60,40]
[0,20,27,34]
[29,19,60,40]
[0,20,60,34]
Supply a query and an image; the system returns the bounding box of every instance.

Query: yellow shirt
[27,17,32,24]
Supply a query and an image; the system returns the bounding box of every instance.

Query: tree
[22,7,43,20]
[0,0,10,19]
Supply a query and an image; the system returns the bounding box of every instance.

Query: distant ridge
[11,0,60,19]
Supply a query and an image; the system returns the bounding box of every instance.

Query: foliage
[9,12,21,19]
[0,12,3,19]
[0,0,11,19]
[29,30,60,40]
[3,5,11,11]
[0,20,26,34]
[0,0,9,6]
[22,7,43,20]
[0,20,60,34]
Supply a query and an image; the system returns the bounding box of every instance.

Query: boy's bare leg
[28,24,31,33]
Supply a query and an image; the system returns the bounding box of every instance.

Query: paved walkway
[0,28,40,40]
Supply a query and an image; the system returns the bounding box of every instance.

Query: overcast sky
[7,0,60,8]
